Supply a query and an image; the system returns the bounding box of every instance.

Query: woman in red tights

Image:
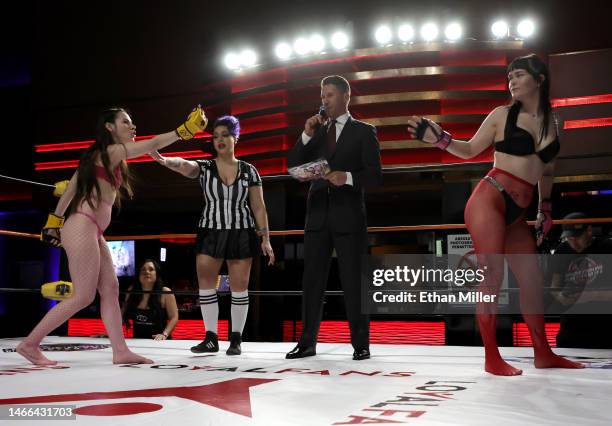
[407,54,584,376]
[17,106,207,365]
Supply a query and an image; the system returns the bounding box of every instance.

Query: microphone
[318,105,327,118]
[314,105,327,133]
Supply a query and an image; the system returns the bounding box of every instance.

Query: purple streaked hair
[213,115,241,140]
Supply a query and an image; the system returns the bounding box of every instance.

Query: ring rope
[1,217,610,241]
[0,174,55,189]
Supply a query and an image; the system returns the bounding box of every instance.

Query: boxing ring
[0,338,610,425]
[1,38,611,425]
[1,219,611,425]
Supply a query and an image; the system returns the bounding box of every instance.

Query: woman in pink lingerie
[17,106,207,365]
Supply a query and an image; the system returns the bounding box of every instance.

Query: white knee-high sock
[231,290,249,334]
[199,289,218,335]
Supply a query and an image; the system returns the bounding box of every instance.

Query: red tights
[465,168,583,375]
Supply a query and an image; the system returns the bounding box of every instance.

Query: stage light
[420,23,439,41]
[491,20,509,38]
[294,37,310,55]
[398,24,415,42]
[375,25,393,44]
[517,19,535,38]
[444,22,462,41]
[240,49,257,67]
[309,34,326,53]
[330,31,349,50]
[275,42,292,60]
[224,52,240,70]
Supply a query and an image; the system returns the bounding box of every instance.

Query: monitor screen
[217,275,230,292]
[107,240,135,277]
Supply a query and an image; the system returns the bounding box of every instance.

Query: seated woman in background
[122,259,179,340]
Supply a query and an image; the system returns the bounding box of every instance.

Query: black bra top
[494,103,560,163]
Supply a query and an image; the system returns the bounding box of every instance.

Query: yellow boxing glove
[53,180,70,197]
[41,213,64,247]
[176,105,208,140]
[41,281,73,301]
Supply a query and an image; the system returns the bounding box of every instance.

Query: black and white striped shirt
[196,159,262,229]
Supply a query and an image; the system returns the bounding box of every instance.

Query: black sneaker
[226,332,242,355]
[190,331,219,353]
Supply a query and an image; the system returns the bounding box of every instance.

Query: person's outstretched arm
[407,106,504,159]
[107,106,208,167]
[148,150,200,178]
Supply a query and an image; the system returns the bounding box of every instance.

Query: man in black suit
[286,75,382,360]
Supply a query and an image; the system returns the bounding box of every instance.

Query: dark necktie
[327,119,337,155]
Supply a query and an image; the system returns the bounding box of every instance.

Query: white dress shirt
[300,112,353,186]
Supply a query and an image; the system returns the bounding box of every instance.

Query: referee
[150,115,275,355]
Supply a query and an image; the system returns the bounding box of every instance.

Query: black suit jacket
[287,116,382,232]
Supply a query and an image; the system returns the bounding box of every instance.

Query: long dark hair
[123,259,165,329]
[73,107,133,211]
[507,54,553,144]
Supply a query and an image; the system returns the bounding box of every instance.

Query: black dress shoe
[285,345,316,359]
[352,348,370,360]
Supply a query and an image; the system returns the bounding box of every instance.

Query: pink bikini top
[95,165,123,188]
